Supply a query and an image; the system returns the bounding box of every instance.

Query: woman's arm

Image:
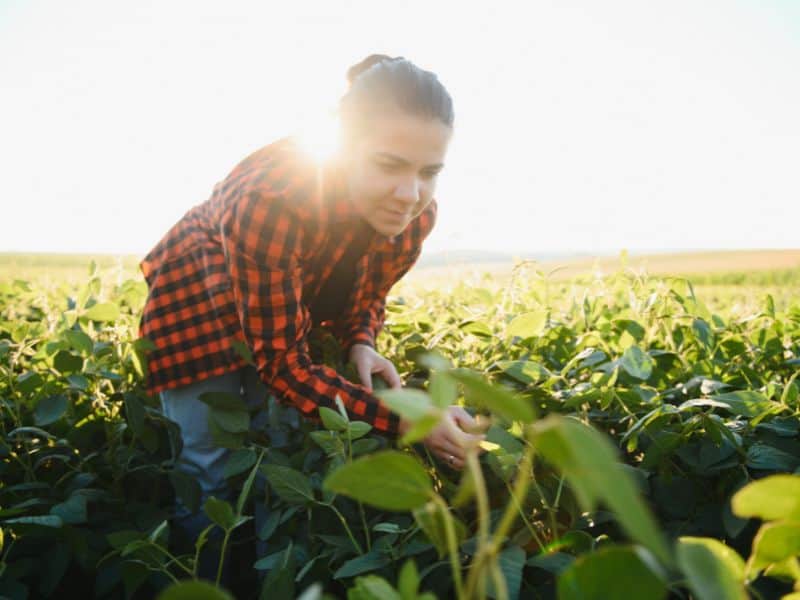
[220,188,402,436]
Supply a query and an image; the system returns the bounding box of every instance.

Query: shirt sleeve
[220,188,402,437]
[338,200,437,356]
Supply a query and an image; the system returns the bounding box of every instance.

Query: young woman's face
[341,111,452,237]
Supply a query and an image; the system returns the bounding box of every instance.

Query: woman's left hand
[349,343,402,391]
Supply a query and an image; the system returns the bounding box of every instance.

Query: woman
[138,54,485,572]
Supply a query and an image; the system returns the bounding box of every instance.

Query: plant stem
[463,448,491,600]
[490,561,509,600]
[152,565,180,584]
[491,438,535,549]
[358,501,372,552]
[503,478,546,551]
[530,473,559,541]
[135,541,195,578]
[162,555,196,577]
[552,475,565,509]
[216,529,232,586]
[323,501,364,555]
[432,494,465,600]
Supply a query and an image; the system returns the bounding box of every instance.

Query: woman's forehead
[361,112,452,164]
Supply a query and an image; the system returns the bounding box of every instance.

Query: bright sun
[295,111,342,163]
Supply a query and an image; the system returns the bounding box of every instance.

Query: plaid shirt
[138,136,436,437]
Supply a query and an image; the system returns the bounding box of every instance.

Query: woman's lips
[382,208,409,222]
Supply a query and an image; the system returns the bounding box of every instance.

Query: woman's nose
[393,178,420,205]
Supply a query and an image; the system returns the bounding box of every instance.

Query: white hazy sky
[1,0,798,258]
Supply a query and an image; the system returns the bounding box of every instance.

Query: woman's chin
[366,218,407,238]
[379,223,407,237]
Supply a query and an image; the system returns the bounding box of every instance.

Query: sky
[1,0,798,259]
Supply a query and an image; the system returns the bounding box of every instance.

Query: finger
[424,433,460,460]
[443,414,485,449]
[442,454,464,470]
[356,361,373,391]
[450,407,484,434]
[379,360,403,389]
[451,407,490,439]
[432,442,465,470]
[440,445,465,470]
[431,436,467,463]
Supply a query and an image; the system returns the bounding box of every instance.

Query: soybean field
[1,252,800,600]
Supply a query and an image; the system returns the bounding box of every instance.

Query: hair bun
[346,53,400,86]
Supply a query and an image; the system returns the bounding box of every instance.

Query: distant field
[2,249,799,290]
[405,248,800,285]
[0,253,142,287]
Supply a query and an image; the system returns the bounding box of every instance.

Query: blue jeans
[159,365,272,582]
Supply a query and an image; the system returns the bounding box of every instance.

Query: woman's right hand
[399,406,487,470]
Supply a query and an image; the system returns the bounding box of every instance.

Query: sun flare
[295,112,342,164]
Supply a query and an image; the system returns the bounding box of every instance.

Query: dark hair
[338,54,454,141]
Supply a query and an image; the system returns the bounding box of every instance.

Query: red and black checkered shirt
[138,136,436,437]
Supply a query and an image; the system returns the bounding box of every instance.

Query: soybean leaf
[532,416,672,566]
[351,437,380,456]
[747,521,800,576]
[320,407,348,431]
[64,330,93,355]
[676,537,747,600]
[323,451,432,511]
[84,302,120,322]
[333,550,392,579]
[236,449,264,515]
[429,371,458,408]
[156,580,235,600]
[507,311,547,339]
[34,394,68,426]
[346,421,372,440]
[498,360,552,385]
[3,515,63,528]
[399,413,440,446]
[486,545,526,600]
[375,388,435,422]
[208,408,249,433]
[261,551,296,600]
[50,494,87,524]
[208,418,245,450]
[449,369,535,423]
[461,320,493,338]
[53,350,83,374]
[398,559,420,599]
[558,546,666,600]
[310,430,344,456]
[620,346,654,381]
[204,496,236,530]
[527,552,575,574]
[746,444,800,471]
[258,511,281,542]
[731,475,800,522]
[348,575,402,599]
[261,464,315,505]
[223,448,257,479]
[710,391,783,419]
